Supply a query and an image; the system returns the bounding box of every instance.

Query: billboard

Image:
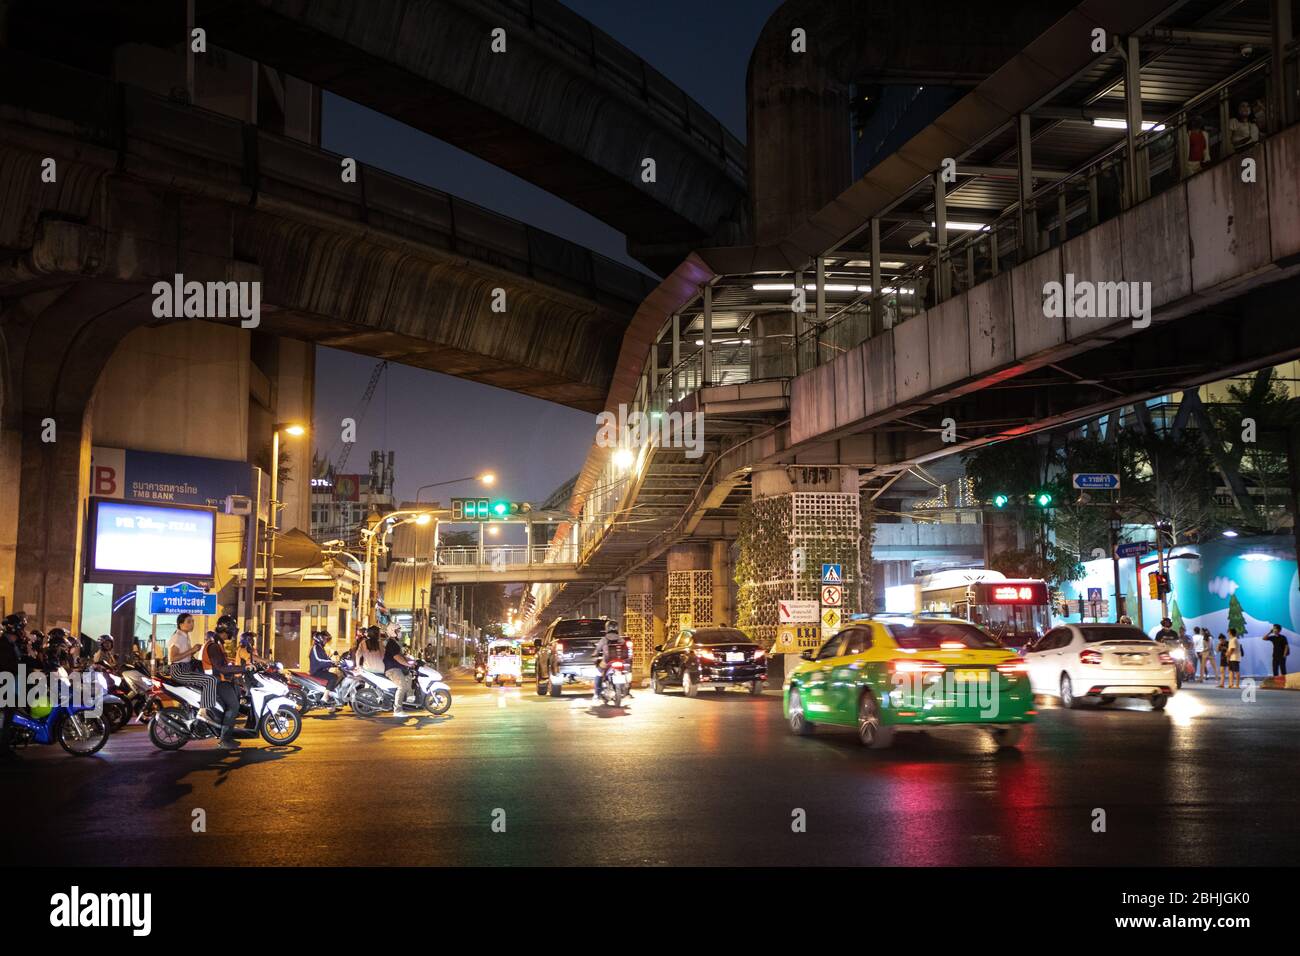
[90,446,254,509]
[87,499,216,580]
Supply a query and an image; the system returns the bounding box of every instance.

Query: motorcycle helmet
[47,627,67,644]
[239,631,257,650]
[312,630,330,646]
[2,613,24,635]
[98,634,115,649]
[215,614,239,637]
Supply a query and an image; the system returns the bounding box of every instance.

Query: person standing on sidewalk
[1263,624,1290,678]
[1216,633,1229,687]
[1226,628,1244,689]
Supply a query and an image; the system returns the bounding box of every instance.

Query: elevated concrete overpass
[0,50,656,412]
[527,0,1300,628]
[9,0,750,275]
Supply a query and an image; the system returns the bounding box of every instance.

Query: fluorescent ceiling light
[931,221,988,232]
[1092,118,1163,131]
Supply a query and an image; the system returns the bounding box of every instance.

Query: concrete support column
[666,542,714,630]
[624,572,660,681]
[13,408,92,631]
[711,540,732,627]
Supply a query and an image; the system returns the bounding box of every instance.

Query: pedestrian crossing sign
[821,563,842,584]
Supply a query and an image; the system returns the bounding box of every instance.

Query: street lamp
[359,507,440,626]
[414,471,496,505]
[263,421,307,655]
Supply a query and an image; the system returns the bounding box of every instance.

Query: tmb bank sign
[91,447,254,509]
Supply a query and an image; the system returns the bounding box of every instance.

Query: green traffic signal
[490,500,510,517]
[1034,491,1053,508]
[993,494,1010,508]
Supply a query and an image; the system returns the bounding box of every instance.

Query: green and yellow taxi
[783,615,1035,749]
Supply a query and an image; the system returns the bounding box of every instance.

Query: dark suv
[534,618,631,697]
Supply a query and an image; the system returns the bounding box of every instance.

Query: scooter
[284,666,349,714]
[349,659,452,717]
[6,669,120,756]
[146,664,302,749]
[473,661,487,683]
[115,661,155,722]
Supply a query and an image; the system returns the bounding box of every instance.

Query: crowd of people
[1152,615,1291,688]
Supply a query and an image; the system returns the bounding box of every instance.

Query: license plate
[726,652,745,663]
[611,672,629,685]
[953,669,987,682]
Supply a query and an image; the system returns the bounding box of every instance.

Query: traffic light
[1148,572,1170,599]
[452,497,531,521]
[1032,490,1053,508]
[992,493,1010,508]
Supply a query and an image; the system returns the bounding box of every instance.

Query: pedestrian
[1216,633,1229,688]
[1185,114,1210,176]
[1226,628,1244,689]
[1198,627,1219,683]
[1263,623,1290,678]
[1229,100,1259,151]
[165,612,221,724]
[1252,98,1268,136]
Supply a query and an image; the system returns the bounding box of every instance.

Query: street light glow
[283,424,306,436]
[613,447,635,470]
[480,472,496,486]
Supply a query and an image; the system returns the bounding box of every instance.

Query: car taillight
[996,657,1028,674]
[1158,651,1174,665]
[1079,649,1103,665]
[891,659,944,674]
[697,648,717,662]
[610,660,625,670]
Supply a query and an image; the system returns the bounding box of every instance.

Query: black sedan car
[650,627,767,696]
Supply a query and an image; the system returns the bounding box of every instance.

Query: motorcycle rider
[166,612,221,725]
[93,635,118,669]
[592,630,612,703]
[235,631,266,668]
[309,631,339,693]
[1,614,22,761]
[202,616,248,750]
[382,629,415,717]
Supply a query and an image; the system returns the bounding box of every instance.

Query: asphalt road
[3,675,1297,866]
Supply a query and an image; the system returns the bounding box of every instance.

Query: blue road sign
[1116,541,1155,559]
[148,582,217,616]
[1072,472,1121,490]
[821,563,842,584]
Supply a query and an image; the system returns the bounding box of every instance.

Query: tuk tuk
[485,639,522,686]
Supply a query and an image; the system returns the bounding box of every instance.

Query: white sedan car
[1023,623,1177,710]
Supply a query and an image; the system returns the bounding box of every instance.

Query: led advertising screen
[88,499,216,579]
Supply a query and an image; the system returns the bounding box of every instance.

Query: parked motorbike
[146,663,302,749]
[348,658,452,717]
[6,670,119,756]
[115,661,155,722]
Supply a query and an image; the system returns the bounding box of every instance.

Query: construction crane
[332,359,388,474]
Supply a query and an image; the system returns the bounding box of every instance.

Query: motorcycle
[473,660,487,683]
[146,664,302,749]
[348,658,452,717]
[115,661,156,722]
[6,669,119,756]
[595,657,631,708]
[284,666,348,714]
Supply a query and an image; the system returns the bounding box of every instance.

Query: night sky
[313,0,781,507]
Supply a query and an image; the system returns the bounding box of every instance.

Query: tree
[1169,599,1184,634]
[987,546,1083,591]
[1227,593,1247,635]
